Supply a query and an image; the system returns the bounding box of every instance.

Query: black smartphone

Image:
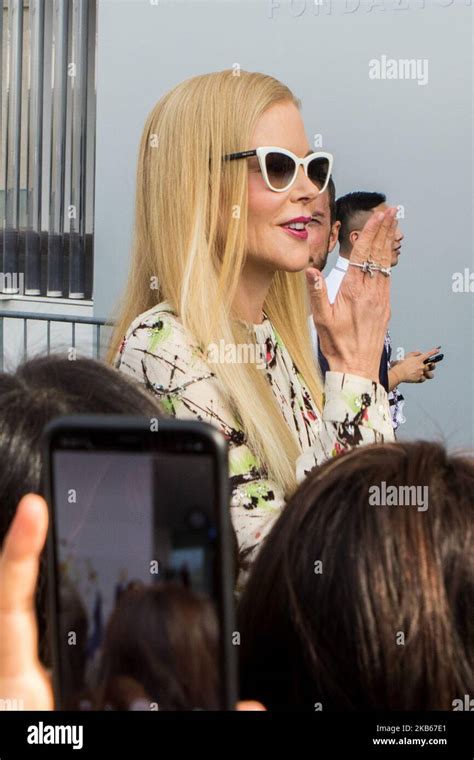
[423,353,444,365]
[44,415,238,711]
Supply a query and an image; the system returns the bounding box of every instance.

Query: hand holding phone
[44,416,238,711]
[423,353,444,366]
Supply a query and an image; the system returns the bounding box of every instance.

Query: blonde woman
[109,70,396,583]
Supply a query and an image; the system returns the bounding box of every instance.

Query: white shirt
[308,255,348,352]
[325,255,349,304]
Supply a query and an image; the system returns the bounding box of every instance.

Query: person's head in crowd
[336,191,404,267]
[307,177,340,271]
[95,583,220,710]
[238,441,474,710]
[0,355,166,662]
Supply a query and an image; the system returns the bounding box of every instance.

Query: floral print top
[115,300,395,585]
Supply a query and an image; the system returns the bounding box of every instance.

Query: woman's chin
[276,249,311,273]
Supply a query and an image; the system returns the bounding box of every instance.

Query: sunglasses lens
[308,156,330,191]
[264,152,296,190]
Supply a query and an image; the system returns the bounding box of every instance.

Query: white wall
[93,0,473,448]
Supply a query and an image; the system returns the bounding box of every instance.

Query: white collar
[335,255,349,272]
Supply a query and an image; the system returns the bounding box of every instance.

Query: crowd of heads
[0,356,472,710]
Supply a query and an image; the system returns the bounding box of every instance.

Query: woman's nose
[291,165,319,202]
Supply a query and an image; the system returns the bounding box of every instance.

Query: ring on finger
[349,259,392,278]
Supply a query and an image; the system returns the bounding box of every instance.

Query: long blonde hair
[108,70,324,499]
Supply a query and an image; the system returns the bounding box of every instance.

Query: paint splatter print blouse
[115,301,395,585]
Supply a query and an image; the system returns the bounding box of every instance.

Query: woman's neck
[233,260,273,325]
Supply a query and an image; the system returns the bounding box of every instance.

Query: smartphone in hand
[44,415,237,711]
[423,353,444,365]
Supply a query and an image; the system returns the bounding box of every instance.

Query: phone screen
[48,427,234,711]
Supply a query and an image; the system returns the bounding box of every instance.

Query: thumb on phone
[0,494,53,710]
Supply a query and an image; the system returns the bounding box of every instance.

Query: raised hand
[306,207,397,382]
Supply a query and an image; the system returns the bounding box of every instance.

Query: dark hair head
[336,191,386,252]
[0,355,164,542]
[238,441,474,710]
[0,355,165,661]
[96,583,220,710]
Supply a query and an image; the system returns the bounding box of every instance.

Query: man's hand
[0,494,53,711]
[389,347,441,389]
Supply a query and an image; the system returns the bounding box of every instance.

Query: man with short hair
[326,191,402,302]
[307,177,341,273]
